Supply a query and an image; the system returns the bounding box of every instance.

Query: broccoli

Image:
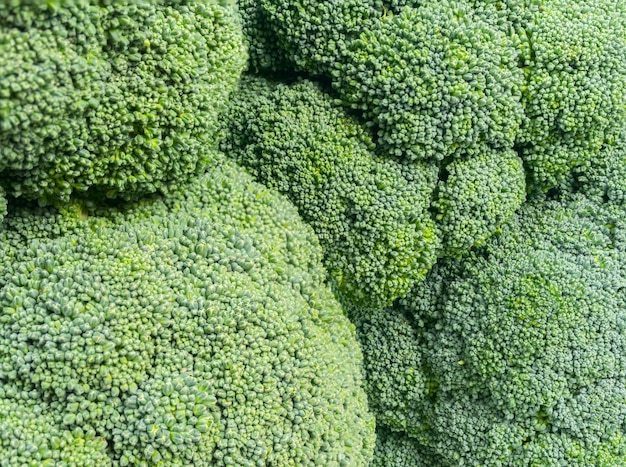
[432,149,526,257]
[575,130,626,207]
[220,76,440,309]
[0,0,246,204]
[245,0,626,193]
[0,187,6,222]
[247,0,379,75]
[353,194,626,465]
[333,2,524,162]
[515,0,626,190]
[0,155,375,466]
[0,394,110,467]
[372,428,433,467]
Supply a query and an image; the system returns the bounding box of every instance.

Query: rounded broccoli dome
[0,392,110,467]
[0,0,246,204]
[221,76,440,309]
[516,0,626,190]
[355,196,626,465]
[433,149,526,257]
[253,0,379,75]
[0,157,375,466]
[334,2,524,162]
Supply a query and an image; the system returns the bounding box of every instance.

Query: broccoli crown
[432,149,526,257]
[516,0,626,190]
[0,393,111,467]
[0,156,375,466]
[220,76,440,309]
[354,195,626,465]
[252,0,379,75]
[243,0,626,193]
[334,2,524,162]
[571,127,626,208]
[0,1,246,204]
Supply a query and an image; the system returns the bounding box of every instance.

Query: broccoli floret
[515,0,626,190]
[334,2,524,162]
[220,76,440,309]
[349,306,428,436]
[569,128,626,208]
[0,1,246,204]
[0,391,110,467]
[432,149,526,257]
[0,156,375,466]
[355,195,626,465]
[252,0,380,75]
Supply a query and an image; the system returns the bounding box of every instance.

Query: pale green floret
[220,76,440,309]
[0,393,110,467]
[356,196,626,465]
[0,0,246,204]
[433,149,526,257]
[0,156,375,466]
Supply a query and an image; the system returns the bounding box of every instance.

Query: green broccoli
[372,428,433,467]
[515,0,626,190]
[246,0,626,193]
[220,76,440,309]
[432,149,526,257]
[353,195,626,465]
[575,129,626,207]
[0,394,110,467]
[0,0,246,204]
[0,155,375,466]
[249,0,379,75]
[334,2,524,162]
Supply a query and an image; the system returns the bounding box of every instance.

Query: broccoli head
[515,0,626,190]
[334,2,524,162]
[220,76,440,309]
[0,156,375,466]
[354,195,626,465]
[0,0,246,204]
[433,149,526,257]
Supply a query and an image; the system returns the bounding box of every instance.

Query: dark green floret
[515,0,626,190]
[0,0,246,204]
[220,76,440,309]
[0,156,375,466]
[433,149,526,257]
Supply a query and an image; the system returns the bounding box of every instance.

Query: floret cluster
[1,0,626,465]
